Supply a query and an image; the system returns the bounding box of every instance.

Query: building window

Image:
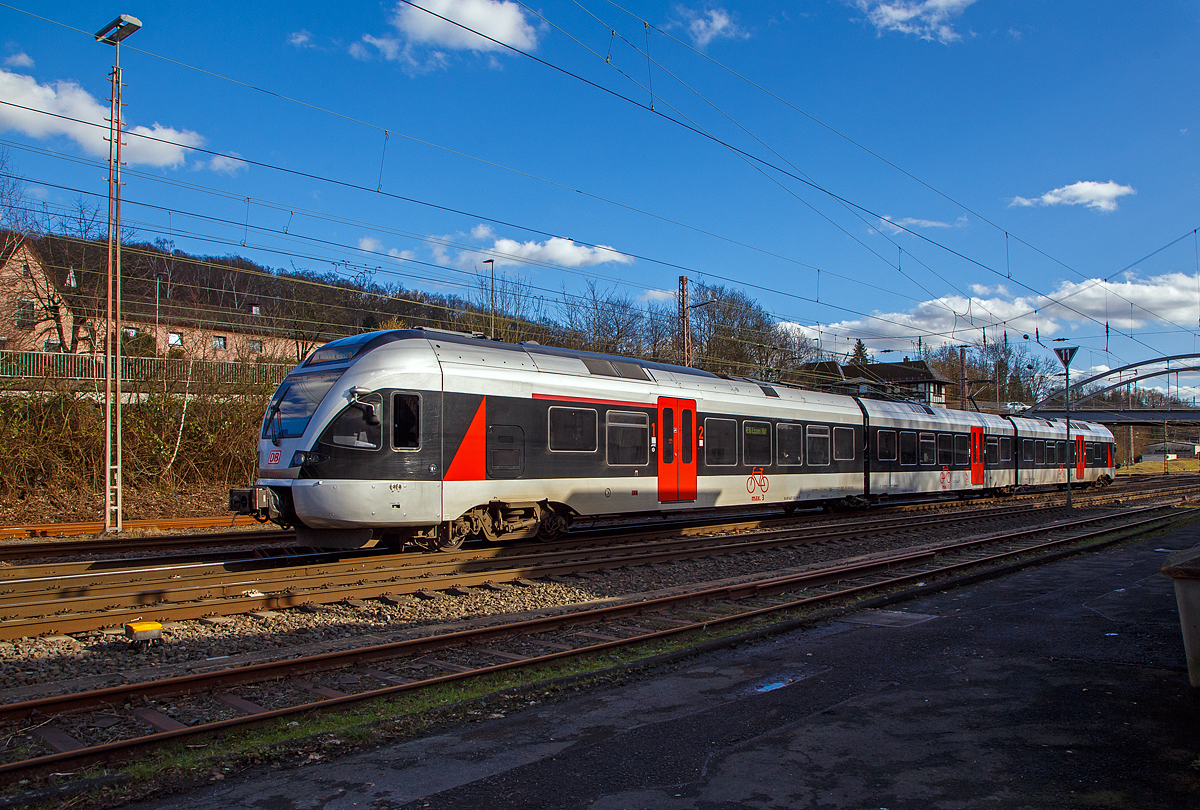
[168,332,183,346]
[15,299,36,330]
[21,263,30,278]
[213,335,227,350]
[65,268,77,288]
[249,304,261,315]
[43,338,61,352]
[123,327,138,339]
[248,339,263,353]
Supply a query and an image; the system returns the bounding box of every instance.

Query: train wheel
[435,521,468,552]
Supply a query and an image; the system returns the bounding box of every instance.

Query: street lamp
[96,12,141,534]
[482,259,495,339]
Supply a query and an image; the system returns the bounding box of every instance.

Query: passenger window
[807,425,830,466]
[705,418,738,466]
[1059,441,1068,463]
[321,393,383,450]
[954,434,969,465]
[937,434,953,465]
[1034,440,1045,465]
[834,426,855,461]
[919,432,936,465]
[877,430,898,462]
[606,411,649,466]
[393,393,420,450]
[985,436,999,465]
[681,410,693,464]
[549,407,597,452]
[999,437,1012,462]
[900,431,918,465]
[1046,441,1057,465]
[1023,439,1034,462]
[662,407,675,464]
[744,421,771,465]
[1085,443,1095,465]
[778,424,804,466]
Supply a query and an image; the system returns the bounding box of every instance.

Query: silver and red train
[230,328,1116,549]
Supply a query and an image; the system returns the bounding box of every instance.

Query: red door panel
[970,427,985,485]
[657,398,697,502]
[1075,436,1086,479]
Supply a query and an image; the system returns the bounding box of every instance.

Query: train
[229,327,1116,550]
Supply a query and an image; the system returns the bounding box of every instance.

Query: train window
[919,433,936,465]
[937,434,953,466]
[1046,441,1057,465]
[549,407,597,452]
[999,437,1012,462]
[263,371,342,440]
[744,421,771,465]
[877,430,898,462]
[778,424,804,465]
[807,425,830,466]
[954,434,969,465]
[985,436,999,465]
[900,431,917,465]
[662,408,675,464]
[606,411,649,466]
[705,418,738,466]
[321,393,383,450]
[834,427,855,461]
[1085,443,1095,465]
[392,393,420,450]
[1023,439,1034,462]
[1034,440,1045,465]
[681,410,693,464]
[1059,441,1068,464]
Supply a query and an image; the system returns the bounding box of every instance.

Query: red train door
[1075,435,1086,479]
[657,398,697,502]
[970,427,985,485]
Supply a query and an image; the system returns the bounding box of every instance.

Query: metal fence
[0,350,292,388]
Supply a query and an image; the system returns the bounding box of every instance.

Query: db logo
[268,450,282,465]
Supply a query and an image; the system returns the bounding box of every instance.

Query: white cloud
[208,153,248,176]
[1010,180,1136,213]
[0,68,204,168]
[854,0,977,44]
[470,223,495,240]
[388,248,416,260]
[879,214,968,234]
[639,287,677,303]
[3,53,33,68]
[288,30,314,48]
[488,236,634,268]
[357,0,537,66]
[799,271,1200,352]
[359,237,385,253]
[676,6,749,48]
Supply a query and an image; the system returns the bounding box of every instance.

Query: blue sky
[1,1,1199,392]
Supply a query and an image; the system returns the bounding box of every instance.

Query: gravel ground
[0,505,1130,705]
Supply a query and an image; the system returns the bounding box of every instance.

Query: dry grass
[1118,458,1200,475]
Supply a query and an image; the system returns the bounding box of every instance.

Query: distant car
[1001,402,1027,413]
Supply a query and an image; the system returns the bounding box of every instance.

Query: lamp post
[1054,346,1079,509]
[154,270,164,356]
[482,259,495,339]
[96,13,141,534]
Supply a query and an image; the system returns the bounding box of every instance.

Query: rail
[0,350,291,387]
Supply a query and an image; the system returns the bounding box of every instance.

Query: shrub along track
[1,475,1194,640]
[0,501,1190,787]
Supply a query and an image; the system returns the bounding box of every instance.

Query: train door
[657,398,697,502]
[1075,435,1086,480]
[970,427,985,485]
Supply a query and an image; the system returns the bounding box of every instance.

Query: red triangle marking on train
[444,397,486,481]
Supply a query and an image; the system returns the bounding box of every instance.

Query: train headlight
[290,450,328,466]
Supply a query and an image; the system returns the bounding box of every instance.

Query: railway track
[0,501,1188,785]
[0,477,1195,640]
[0,484,1182,640]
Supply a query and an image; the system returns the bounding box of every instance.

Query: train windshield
[262,371,343,441]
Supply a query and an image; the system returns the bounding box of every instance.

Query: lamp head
[95,14,142,45]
